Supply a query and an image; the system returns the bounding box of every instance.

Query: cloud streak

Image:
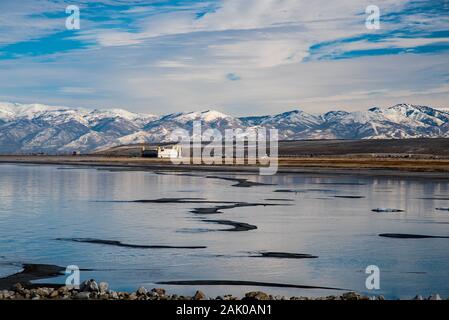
[0,0,448,115]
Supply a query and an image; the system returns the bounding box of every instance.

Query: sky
[0,0,448,116]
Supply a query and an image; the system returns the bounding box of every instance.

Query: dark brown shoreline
[1,155,449,179]
[0,264,65,290]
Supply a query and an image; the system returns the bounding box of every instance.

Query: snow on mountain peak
[0,102,448,154]
[201,110,231,122]
[322,110,351,121]
[0,102,157,126]
[274,109,320,124]
[159,110,231,123]
[381,103,448,126]
[90,108,156,121]
[0,102,69,120]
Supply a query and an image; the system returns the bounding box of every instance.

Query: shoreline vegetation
[0,155,449,179]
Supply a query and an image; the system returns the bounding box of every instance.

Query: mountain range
[0,102,448,154]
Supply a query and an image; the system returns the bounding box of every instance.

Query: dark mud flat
[0,264,64,290]
[190,202,283,215]
[379,233,449,239]
[252,252,319,259]
[116,198,258,205]
[202,220,258,232]
[127,197,210,204]
[97,197,204,204]
[157,280,345,291]
[116,198,276,206]
[205,175,274,188]
[56,238,206,249]
[191,207,227,214]
[334,196,365,199]
[372,208,404,213]
[107,197,284,215]
[274,189,307,194]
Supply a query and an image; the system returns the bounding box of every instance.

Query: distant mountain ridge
[0,102,448,154]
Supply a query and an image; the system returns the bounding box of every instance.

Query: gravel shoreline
[0,280,445,301]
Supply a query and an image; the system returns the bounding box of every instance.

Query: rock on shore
[0,280,446,300]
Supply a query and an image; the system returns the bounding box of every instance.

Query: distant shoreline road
[1,155,449,179]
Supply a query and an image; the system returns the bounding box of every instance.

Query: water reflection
[0,164,449,299]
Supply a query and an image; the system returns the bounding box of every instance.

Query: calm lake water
[1,163,449,299]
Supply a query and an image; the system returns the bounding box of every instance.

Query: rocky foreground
[0,280,445,301]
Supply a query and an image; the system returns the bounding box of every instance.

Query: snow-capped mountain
[0,102,157,153]
[0,102,448,154]
[240,110,321,140]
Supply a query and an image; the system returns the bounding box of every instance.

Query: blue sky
[0,0,448,115]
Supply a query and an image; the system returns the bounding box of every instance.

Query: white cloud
[321,37,449,55]
[208,38,309,68]
[0,0,63,45]
[2,47,447,116]
[76,0,410,51]
[59,87,96,94]
[0,0,448,116]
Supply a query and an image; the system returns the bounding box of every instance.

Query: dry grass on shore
[1,155,449,173]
